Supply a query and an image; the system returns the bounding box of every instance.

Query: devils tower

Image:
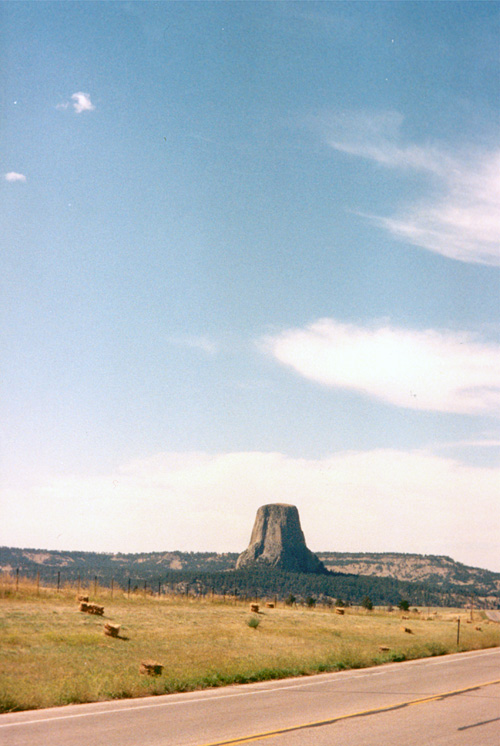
[236,504,327,574]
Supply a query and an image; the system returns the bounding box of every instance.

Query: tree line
[4,564,493,608]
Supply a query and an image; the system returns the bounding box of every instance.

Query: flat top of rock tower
[260,503,295,508]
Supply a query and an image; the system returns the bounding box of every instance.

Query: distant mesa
[236,503,327,574]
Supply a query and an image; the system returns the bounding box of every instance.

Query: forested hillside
[2,546,499,608]
[317,552,500,599]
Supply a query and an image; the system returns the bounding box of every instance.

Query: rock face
[236,504,327,574]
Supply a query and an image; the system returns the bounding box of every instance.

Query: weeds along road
[1,648,499,746]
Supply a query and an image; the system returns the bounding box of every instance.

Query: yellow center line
[197,678,500,746]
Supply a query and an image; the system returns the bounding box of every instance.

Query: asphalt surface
[1,648,499,746]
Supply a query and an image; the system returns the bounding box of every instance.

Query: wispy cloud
[323,110,451,174]
[318,110,500,266]
[264,318,500,416]
[2,448,499,570]
[167,335,218,355]
[380,152,500,266]
[435,438,500,449]
[5,172,26,182]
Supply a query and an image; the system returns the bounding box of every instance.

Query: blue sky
[2,2,499,570]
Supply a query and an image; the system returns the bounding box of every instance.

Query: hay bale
[379,645,390,652]
[265,602,274,608]
[80,602,104,615]
[401,615,409,620]
[78,595,89,602]
[335,607,345,615]
[475,626,482,631]
[250,603,259,613]
[104,623,121,637]
[140,660,163,676]
[401,626,413,634]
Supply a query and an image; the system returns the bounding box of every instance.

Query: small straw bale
[401,626,413,634]
[78,595,89,602]
[379,645,390,652]
[265,602,274,608]
[80,602,104,615]
[104,623,121,637]
[250,603,259,613]
[140,660,163,676]
[335,607,345,615]
[475,626,482,631]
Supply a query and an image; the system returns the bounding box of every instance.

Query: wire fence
[2,568,496,611]
[0,569,283,606]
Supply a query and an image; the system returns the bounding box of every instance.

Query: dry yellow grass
[0,585,498,712]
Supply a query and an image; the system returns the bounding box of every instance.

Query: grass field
[1,583,498,712]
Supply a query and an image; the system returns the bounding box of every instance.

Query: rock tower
[236,503,326,574]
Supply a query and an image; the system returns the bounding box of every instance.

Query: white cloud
[380,152,500,266]
[71,92,95,113]
[56,92,95,113]
[1,448,499,571]
[323,110,451,175]
[264,319,500,416]
[319,110,500,266]
[5,172,26,182]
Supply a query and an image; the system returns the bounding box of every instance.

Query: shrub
[247,616,261,630]
[361,596,373,611]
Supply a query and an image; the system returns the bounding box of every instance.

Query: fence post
[111,578,114,599]
[457,618,461,647]
[77,574,81,596]
[158,581,161,596]
[94,576,97,597]
[127,578,131,599]
[36,570,40,595]
[16,568,19,592]
[57,571,60,592]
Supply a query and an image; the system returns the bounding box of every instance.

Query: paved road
[1,648,499,746]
